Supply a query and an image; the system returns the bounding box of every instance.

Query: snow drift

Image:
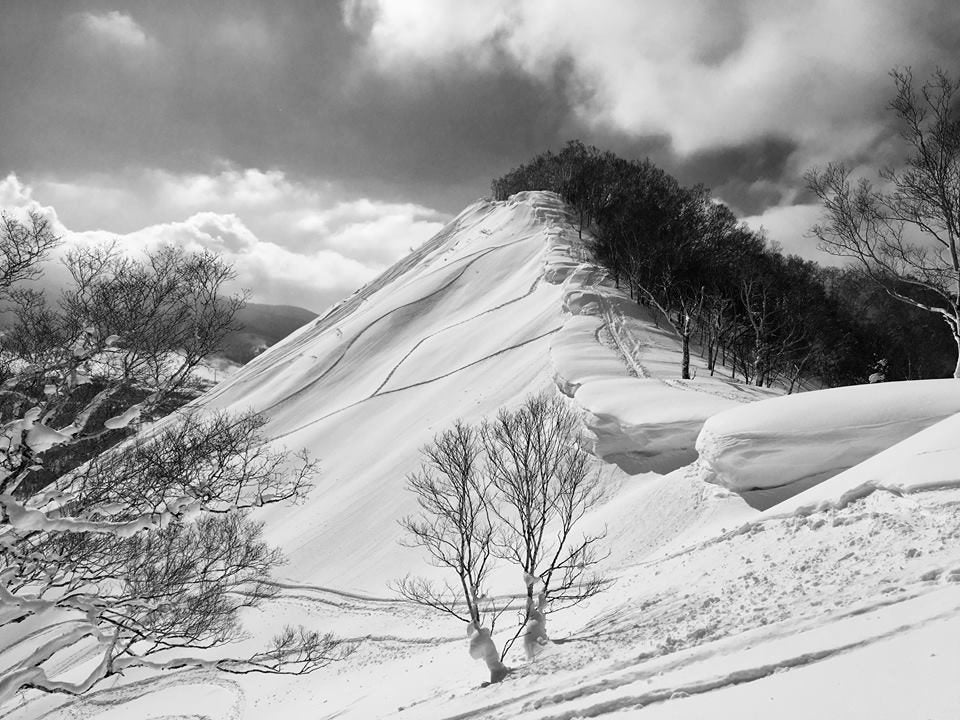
[694,379,960,508]
[548,243,776,473]
[16,191,960,720]
[767,410,960,517]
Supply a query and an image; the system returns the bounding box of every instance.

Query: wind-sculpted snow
[576,379,741,473]
[766,410,960,517]
[193,192,577,590]
[24,191,960,720]
[548,246,776,473]
[695,379,960,509]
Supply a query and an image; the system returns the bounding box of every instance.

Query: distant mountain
[219,302,317,364]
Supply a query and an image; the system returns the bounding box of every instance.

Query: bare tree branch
[807,67,960,377]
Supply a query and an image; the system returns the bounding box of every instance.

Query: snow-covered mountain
[219,302,319,365]
[32,192,960,719]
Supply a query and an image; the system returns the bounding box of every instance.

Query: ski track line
[199,197,560,412]
[434,589,960,720]
[29,670,246,720]
[518,603,960,720]
[270,327,562,442]
[558,258,651,382]
[206,196,558,417]
[601,295,649,379]
[259,242,523,415]
[563,259,754,405]
[372,275,543,395]
[269,580,551,609]
[266,580,402,604]
[269,580,534,611]
[595,285,760,405]
[345,633,461,647]
[373,327,562,399]
[198,214,494,407]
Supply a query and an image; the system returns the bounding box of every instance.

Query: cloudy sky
[2,1,959,311]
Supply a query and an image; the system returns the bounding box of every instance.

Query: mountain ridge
[21,191,960,720]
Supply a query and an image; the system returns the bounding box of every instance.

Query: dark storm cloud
[325,59,581,209]
[0,2,357,176]
[0,0,581,213]
[3,0,960,282]
[676,138,799,215]
[345,0,960,209]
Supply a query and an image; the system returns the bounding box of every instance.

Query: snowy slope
[695,380,960,508]
[190,190,760,592]
[767,410,960,516]
[20,191,960,720]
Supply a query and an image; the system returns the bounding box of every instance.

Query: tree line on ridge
[492,140,955,387]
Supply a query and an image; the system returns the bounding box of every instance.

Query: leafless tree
[0,225,351,704]
[807,67,960,377]
[394,421,508,683]
[397,400,609,680]
[0,410,352,703]
[1,241,247,496]
[482,393,608,661]
[0,212,60,297]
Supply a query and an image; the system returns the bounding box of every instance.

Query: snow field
[20,190,960,720]
[200,193,575,590]
[766,409,960,517]
[695,379,960,508]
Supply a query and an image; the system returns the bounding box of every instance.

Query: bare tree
[397,400,609,680]
[394,421,507,683]
[52,242,244,404]
[482,393,608,660]
[0,212,60,296]
[807,67,960,377]
[0,410,352,703]
[0,225,352,704]
[1,242,247,496]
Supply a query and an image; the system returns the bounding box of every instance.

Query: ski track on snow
[270,326,562,442]
[372,275,543,395]
[197,208,489,408]
[260,240,526,415]
[31,193,960,720]
[516,596,960,720]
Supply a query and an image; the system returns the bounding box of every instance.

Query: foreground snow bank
[769,410,960,517]
[695,379,960,507]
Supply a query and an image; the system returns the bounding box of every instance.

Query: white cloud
[0,174,61,225]
[344,0,516,69]
[213,17,273,56]
[0,174,35,209]
[1,171,447,311]
[743,202,832,263]
[346,0,955,165]
[79,10,151,50]
[68,212,375,309]
[295,198,445,263]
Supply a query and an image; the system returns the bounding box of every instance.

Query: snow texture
[695,379,960,508]
[13,191,960,720]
